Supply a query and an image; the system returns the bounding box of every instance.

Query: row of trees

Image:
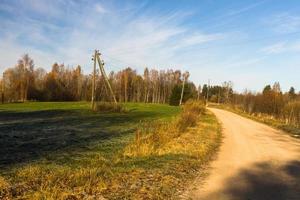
[203,82,299,127]
[4,54,298,124]
[231,83,300,126]
[201,81,234,104]
[0,54,198,105]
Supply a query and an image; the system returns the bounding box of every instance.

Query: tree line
[3,54,298,126]
[0,54,198,105]
[232,83,300,127]
[206,82,300,127]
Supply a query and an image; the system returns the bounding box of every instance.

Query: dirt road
[186,108,300,200]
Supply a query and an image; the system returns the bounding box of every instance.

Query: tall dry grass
[0,164,110,199]
[283,101,300,127]
[0,176,10,199]
[124,100,206,157]
[93,102,128,113]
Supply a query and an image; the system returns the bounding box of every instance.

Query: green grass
[209,103,300,139]
[0,102,221,199]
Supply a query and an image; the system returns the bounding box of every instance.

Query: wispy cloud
[261,42,287,54]
[225,0,268,17]
[0,0,227,73]
[1,0,300,92]
[261,41,300,54]
[95,3,108,14]
[266,13,300,33]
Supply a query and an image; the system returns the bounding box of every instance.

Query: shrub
[176,101,205,132]
[182,100,206,114]
[176,111,198,132]
[94,102,128,113]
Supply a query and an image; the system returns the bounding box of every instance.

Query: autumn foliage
[230,83,300,127]
[0,54,197,105]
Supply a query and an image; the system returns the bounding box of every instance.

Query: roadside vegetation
[210,103,300,138]
[202,81,300,138]
[0,101,221,199]
[124,101,206,157]
[230,84,300,132]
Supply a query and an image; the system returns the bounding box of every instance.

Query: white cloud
[46,7,226,72]
[0,1,227,86]
[0,38,58,73]
[261,41,300,55]
[20,0,64,18]
[95,3,108,14]
[267,13,300,33]
[261,42,287,54]
[226,1,267,17]
[174,33,224,49]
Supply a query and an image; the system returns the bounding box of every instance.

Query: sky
[0,0,300,92]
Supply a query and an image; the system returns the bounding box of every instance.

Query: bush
[94,102,128,113]
[176,100,205,132]
[182,100,206,114]
[176,111,198,132]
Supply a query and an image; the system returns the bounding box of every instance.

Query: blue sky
[0,0,300,92]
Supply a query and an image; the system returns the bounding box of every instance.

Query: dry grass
[0,164,110,199]
[210,103,300,138]
[120,101,221,198]
[0,102,221,199]
[0,176,10,200]
[283,101,300,127]
[93,102,128,113]
[124,100,209,158]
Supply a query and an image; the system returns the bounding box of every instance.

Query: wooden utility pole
[25,64,29,102]
[206,79,210,106]
[197,84,201,101]
[91,50,97,109]
[1,72,5,104]
[218,87,221,105]
[179,71,189,105]
[95,50,117,104]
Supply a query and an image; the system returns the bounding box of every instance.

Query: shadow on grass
[0,109,163,169]
[203,160,300,200]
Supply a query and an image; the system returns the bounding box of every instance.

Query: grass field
[0,102,221,199]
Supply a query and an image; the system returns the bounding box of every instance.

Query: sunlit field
[0,102,221,199]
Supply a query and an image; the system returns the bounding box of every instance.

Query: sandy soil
[186,108,300,200]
